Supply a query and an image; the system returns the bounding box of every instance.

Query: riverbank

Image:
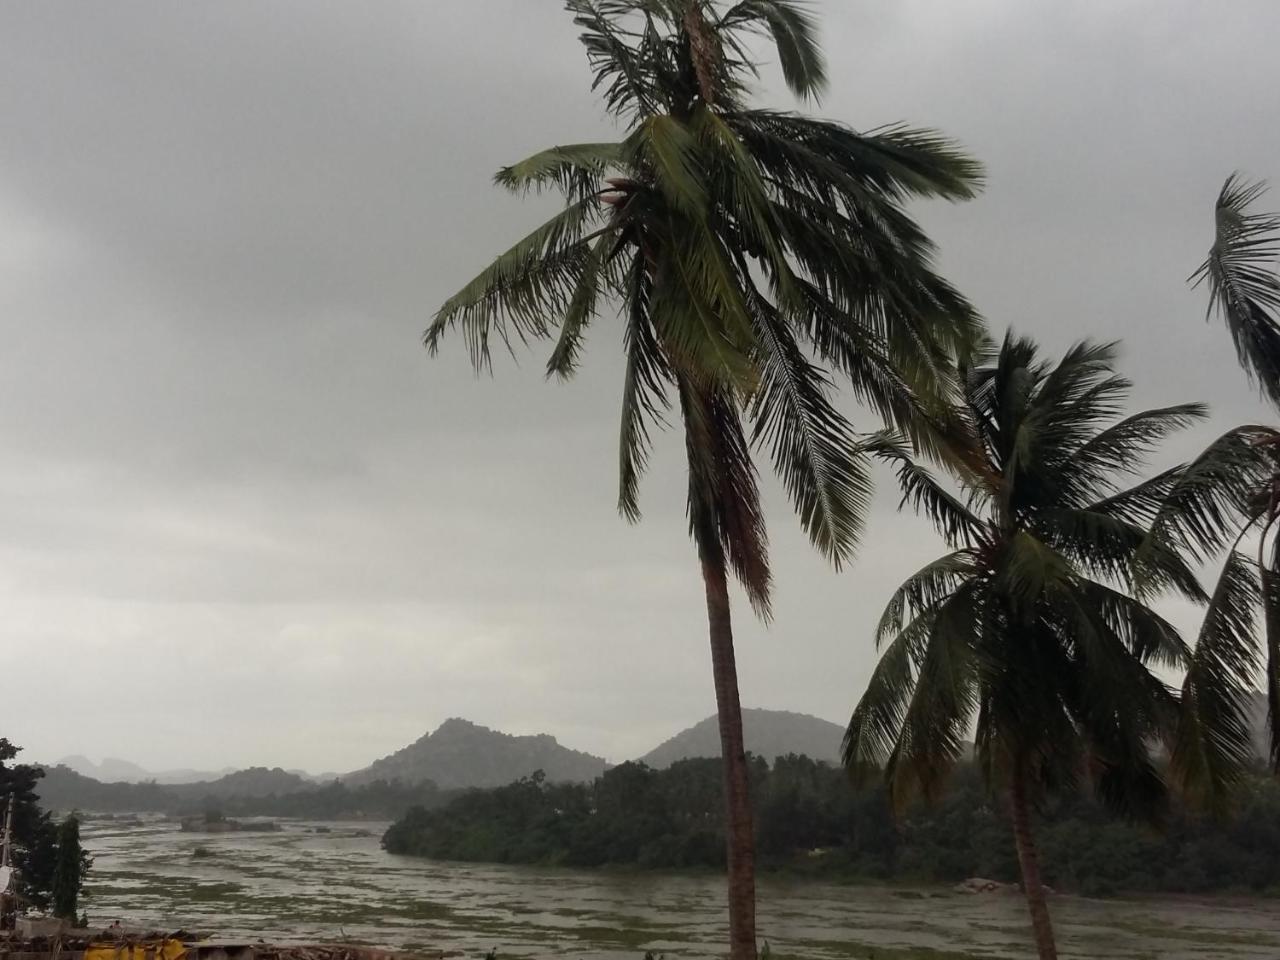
[76,816,1280,960]
[0,931,442,960]
[380,759,1280,900]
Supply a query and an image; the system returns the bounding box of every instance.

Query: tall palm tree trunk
[1010,768,1057,960]
[1261,561,1280,774]
[700,548,758,960]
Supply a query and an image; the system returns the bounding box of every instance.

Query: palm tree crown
[426,0,984,609]
[1179,175,1280,777]
[847,335,1212,813]
[845,334,1247,959]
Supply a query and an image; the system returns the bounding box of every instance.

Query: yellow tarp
[86,940,187,960]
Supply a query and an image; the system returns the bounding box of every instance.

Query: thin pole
[2,792,13,867]
[0,792,12,930]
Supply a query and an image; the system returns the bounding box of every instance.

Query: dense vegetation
[383,755,1280,897]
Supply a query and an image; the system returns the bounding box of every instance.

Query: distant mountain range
[37,699,1272,816]
[639,708,846,768]
[342,717,608,789]
[55,755,238,785]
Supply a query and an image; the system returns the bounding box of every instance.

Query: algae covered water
[82,818,1280,960]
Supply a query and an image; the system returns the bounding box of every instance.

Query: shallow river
[81,818,1280,960]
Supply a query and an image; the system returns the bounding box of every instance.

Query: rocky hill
[169,766,311,800]
[639,708,846,768]
[342,718,608,789]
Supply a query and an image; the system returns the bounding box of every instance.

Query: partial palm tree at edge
[1173,174,1280,782]
[425,2,982,957]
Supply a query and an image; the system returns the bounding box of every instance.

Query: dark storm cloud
[2,1,1278,771]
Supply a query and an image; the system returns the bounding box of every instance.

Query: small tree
[51,815,86,921]
[0,739,58,915]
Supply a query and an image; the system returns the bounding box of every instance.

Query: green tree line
[32,764,450,822]
[382,754,1280,898]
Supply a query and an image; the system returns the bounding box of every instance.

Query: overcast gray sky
[3,1,1278,774]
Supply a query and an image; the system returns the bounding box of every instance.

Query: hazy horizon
[43,706,851,776]
[4,0,1279,773]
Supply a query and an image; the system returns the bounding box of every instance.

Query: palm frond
[883,583,980,809]
[1053,592,1177,821]
[618,258,672,521]
[568,0,666,120]
[875,550,976,647]
[843,609,932,782]
[691,107,797,303]
[495,142,624,201]
[864,432,987,547]
[426,198,611,369]
[650,221,760,392]
[680,376,771,616]
[995,531,1075,611]
[1135,425,1275,565]
[1172,550,1263,811]
[717,0,827,102]
[747,292,870,566]
[1072,579,1191,670]
[546,232,615,379]
[1190,174,1280,409]
[625,114,708,217]
[1058,403,1207,506]
[727,111,982,203]
[1048,506,1206,604]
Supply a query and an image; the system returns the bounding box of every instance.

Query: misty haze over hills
[36,710,846,809]
[36,698,1270,814]
[55,754,333,785]
[55,755,238,785]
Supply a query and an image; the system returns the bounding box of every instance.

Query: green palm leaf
[883,583,980,809]
[625,114,708,217]
[747,293,869,565]
[1171,550,1263,811]
[1190,175,1280,408]
[617,258,671,522]
[717,0,827,102]
[427,198,610,368]
[843,607,935,781]
[876,550,976,647]
[495,142,624,200]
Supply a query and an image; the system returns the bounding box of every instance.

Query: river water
[80,817,1280,959]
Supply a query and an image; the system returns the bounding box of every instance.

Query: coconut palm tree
[425,2,982,956]
[1171,175,1280,781]
[845,334,1223,960]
